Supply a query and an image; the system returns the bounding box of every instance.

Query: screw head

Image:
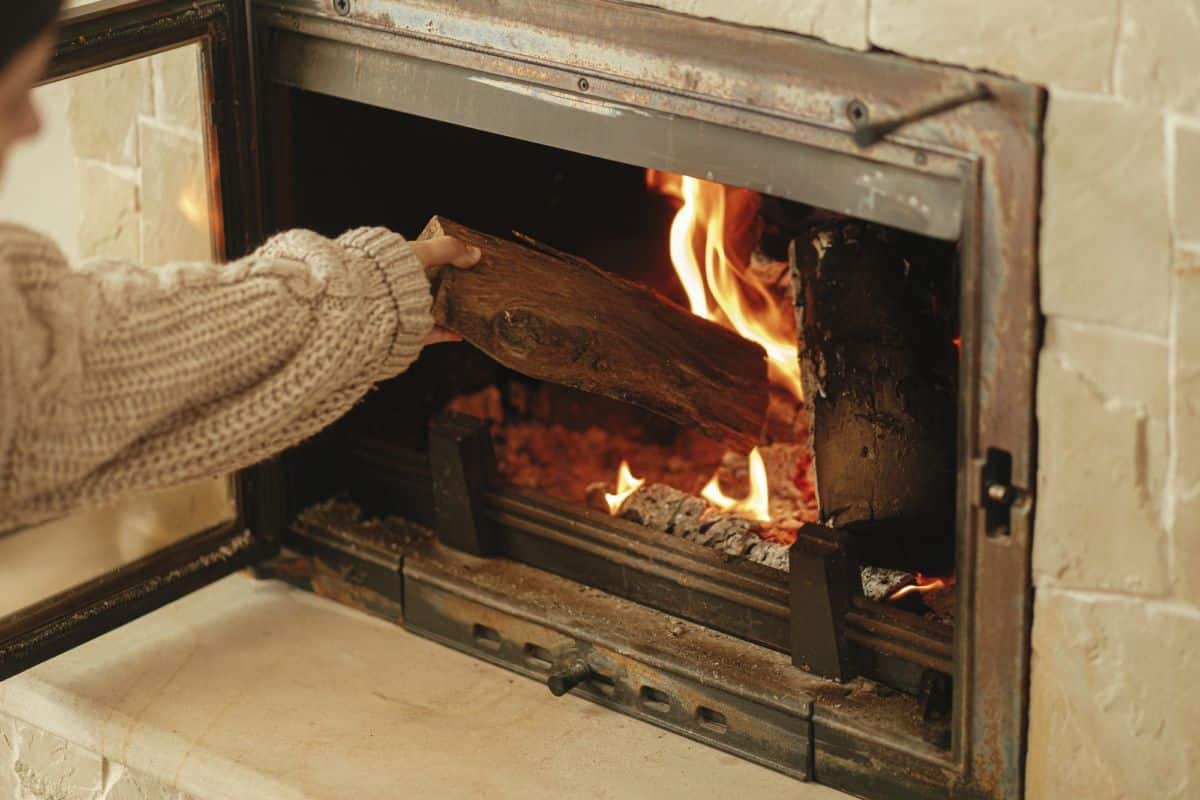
[577,77,590,92]
[846,99,869,125]
[333,0,351,16]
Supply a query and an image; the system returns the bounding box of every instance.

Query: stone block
[104,763,194,800]
[1034,353,1169,594]
[0,715,17,800]
[66,57,153,167]
[1041,92,1170,336]
[870,0,1119,91]
[633,0,868,50]
[1175,488,1200,607]
[1172,121,1200,246]
[151,45,206,134]
[138,120,213,267]
[1116,0,1200,115]
[77,162,141,262]
[1026,590,1200,799]
[11,721,104,799]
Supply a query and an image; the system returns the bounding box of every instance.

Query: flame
[701,447,771,523]
[647,169,803,400]
[604,461,645,514]
[888,573,957,601]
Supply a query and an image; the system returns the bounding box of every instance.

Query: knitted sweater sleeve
[0,223,432,529]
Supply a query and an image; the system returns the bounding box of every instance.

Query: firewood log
[420,217,769,452]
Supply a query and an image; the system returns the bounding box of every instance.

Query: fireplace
[0,2,1043,799]
[244,2,1042,798]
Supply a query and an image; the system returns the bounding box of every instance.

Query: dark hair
[1,1,63,71]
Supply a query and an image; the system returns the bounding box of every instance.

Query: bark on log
[790,222,957,535]
[419,217,769,452]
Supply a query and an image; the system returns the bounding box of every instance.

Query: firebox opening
[276,87,960,632]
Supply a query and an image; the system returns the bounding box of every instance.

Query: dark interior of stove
[268,87,962,730]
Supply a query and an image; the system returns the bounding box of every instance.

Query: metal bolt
[547,659,592,696]
[577,77,590,92]
[986,482,1014,505]
[333,0,351,16]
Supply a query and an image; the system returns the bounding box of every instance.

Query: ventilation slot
[696,707,729,734]
[523,643,554,671]
[639,686,672,715]
[471,624,502,651]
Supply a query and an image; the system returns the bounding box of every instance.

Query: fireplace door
[0,0,272,682]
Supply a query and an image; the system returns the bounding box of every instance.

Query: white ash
[860,566,916,602]
[616,483,791,569]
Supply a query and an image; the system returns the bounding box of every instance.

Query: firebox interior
[274,86,960,698]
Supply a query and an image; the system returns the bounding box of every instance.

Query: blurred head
[0,2,63,175]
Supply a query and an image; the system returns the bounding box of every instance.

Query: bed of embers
[447,381,955,625]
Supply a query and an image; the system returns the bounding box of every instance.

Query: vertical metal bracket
[429,410,498,555]
[788,524,861,681]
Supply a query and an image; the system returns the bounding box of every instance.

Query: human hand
[410,236,482,345]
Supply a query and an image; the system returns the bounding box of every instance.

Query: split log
[790,222,957,535]
[419,217,769,452]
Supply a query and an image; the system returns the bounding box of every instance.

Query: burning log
[420,217,770,452]
[859,566,916,602]
[611,483,791,570]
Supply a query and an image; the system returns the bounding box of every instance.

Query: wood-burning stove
[0,2,1042,799]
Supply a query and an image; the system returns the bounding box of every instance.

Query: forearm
[0,224,431,528]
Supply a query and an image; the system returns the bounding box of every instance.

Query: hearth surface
[0,575,847,799]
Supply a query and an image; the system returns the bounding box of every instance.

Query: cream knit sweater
[0,223,432,530]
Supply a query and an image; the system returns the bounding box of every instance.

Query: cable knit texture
[0,223,432,530]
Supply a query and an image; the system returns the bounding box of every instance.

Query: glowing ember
[604,460,645,514]
[647,169,804,400]
[701,447,772,523]
[888,573,957,601]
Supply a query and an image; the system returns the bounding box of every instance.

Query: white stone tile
[137,121,213,267]
[76,162,140,263]
[1026,590,1200,799]
[1034,353,1169,594]
[870,0,1119,91]
[632,0,868,49]
[1041,92,1171,335]
[0,578,840,800]
[104,762,195,800]
[65,58,153,168]
[11,722,104,800]
[1116,0,1200,115]
[0,716,18,800]
[1171,119,1200,245]
[1044,318,1169,417]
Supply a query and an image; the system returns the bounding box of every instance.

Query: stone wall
[642,2,1200,797]
[1,715,194,800]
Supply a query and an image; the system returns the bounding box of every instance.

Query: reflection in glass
[0,45,233,617]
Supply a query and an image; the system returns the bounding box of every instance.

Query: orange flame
[888,573,957,601]
[647,169,803,400]
[604,461,645,514]
[701,447,771,522]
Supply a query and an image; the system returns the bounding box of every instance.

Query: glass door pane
[0,43,234,620]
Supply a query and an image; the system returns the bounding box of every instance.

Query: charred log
[790,222,957,542]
